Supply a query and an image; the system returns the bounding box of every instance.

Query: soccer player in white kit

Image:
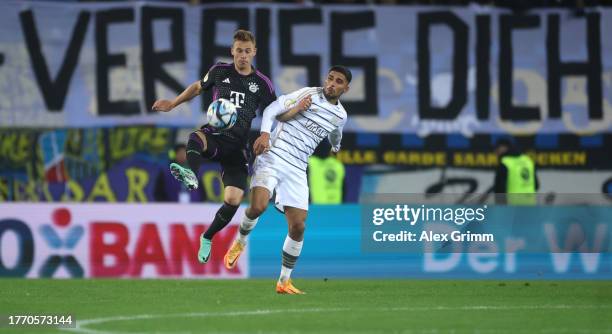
[223,66,351,294]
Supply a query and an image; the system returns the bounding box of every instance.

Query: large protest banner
[0,2,610,134]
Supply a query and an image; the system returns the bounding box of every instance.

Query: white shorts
[250,152,309,212]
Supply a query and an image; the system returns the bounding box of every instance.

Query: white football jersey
[268,87,347,172]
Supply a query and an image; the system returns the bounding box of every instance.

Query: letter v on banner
[19,10,90,111]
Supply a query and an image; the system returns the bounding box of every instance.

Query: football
[206,98,237,130]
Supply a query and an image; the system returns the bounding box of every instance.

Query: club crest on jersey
[248,82,259,93]
[284,99,297,109]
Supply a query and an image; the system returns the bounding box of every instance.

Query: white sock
[280,266,293,283]
[237,214,259,245]
[279,235,303,283]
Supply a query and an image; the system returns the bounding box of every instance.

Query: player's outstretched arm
[276,95,312,122]
[152,81,202,112]
[254,100,285,155]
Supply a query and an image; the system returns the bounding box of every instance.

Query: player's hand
[329,148,340,158]
[276,95,313,122]
[253,133,271,156]
[152,99,174,112]
[297,95,312,112]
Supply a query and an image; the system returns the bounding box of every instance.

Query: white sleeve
[276,87,313,110]
[260,87,314,133]
[328,119,346,153]
[260,100,284,134]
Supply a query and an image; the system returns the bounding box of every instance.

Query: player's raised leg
[276,207,307,295]
[224,186,271,269]
[171,130,210,190]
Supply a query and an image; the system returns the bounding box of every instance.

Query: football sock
[237,213,259,245]
[279,235,303,283]
[186,132,205,175]
[203,202,239,240]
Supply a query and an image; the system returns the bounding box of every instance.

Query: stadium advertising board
[1,203,610,279]
[248,204,611,279]
[0,2,610,134]
[0,204,247,278]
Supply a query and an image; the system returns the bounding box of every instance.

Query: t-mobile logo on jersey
[230,91,245,109]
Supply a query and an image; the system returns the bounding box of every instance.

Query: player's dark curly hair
[329,65,352,83]
[233,29,256,47]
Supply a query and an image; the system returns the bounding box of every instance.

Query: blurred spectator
[170,143,188,169]
[155,143,203,203]
[493,138,539,205]
[308,141,346,204]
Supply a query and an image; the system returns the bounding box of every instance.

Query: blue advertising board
[249,204,611,279]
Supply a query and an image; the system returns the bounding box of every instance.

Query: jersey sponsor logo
[223,78,230,84]
[284,98,296,109]
[248,82,259,93]
[230,91,246,109]
[303,119,328,138]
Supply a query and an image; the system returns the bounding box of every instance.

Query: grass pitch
[1,279,611,333]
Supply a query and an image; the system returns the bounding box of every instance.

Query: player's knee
[188,131,207,152]
[289,221,305,239]
[249,200,268,218]
[224,193,242,206]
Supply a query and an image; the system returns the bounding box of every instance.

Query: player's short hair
[329,65,352,83]
[233,29,256,47]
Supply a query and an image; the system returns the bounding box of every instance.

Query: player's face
[324,71,350,99]
[231,40,257,71]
